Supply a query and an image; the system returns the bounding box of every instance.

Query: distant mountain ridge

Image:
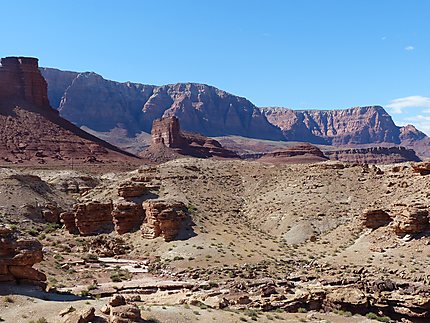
[40,68,283,140]
[41,68,430,157]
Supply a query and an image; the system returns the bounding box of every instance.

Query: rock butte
[140,116,239,162]
[60,175,188,241]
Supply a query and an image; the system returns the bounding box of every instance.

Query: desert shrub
[365,312,391,322]
[110,268,131,282]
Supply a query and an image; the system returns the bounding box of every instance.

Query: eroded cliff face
[41,68,430,156]
[40,68,284,140]
[261,106,402,145]
[0,57,49,108]
[0,226,46,286]
[325,146,421,164]
[0,57,137,164]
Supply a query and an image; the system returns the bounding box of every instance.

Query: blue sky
[1,0,430,132]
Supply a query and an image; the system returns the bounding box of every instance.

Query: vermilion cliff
[41,68,430,157]
[261,106,401,145]
[41,68,284,140]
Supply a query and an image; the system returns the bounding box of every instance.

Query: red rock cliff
[0,57,49,108]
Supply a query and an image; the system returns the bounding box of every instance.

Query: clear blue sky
[2,0,430,132]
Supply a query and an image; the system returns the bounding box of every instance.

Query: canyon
[1,57,430,323]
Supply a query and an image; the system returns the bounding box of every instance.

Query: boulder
[60,211,79,234]
[393,205,429,235]
[109,294,126,307]
[324,287,368,313]
[109,304,142,323]
[361,209,392,229]
[62,307,95,323]
[412,162,430,175]
[0,225,46,286]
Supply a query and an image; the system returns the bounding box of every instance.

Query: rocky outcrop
[112,201,145,234]
[64,202,114,236]
[0,226,46,286]
[393,205,429,235]
[59,211,79,234]
[141,199,187,241]
[0,57,137,164]
[361,209,392,229]
[87,236,131,257]
[258,143,328,164]
[140,116,238,162]
[412,162,430,175]
[105,295,142,323]
[325,146,421,164]
[117,181,147,198]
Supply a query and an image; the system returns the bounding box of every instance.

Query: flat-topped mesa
[0,56,49,108]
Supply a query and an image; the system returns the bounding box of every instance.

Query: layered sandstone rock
[103,294,143,323]
[42,68,430,157]
[140,116,238,162]
[60,211,79,234]
[0,226,46,286]
[325,146,421,164]
[261,106,402,145]
[0,57,49,107]
[41,68,283,140]
[112,201,145,234]
[71,202,114,236]
[117,181,147,198]
[141,199,187,241]
[361,209,392,229]
[258,143,328,164]
[393,205,429,235]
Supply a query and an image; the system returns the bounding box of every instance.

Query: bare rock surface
[261,106,402,145]
[361,209,392,229]
[393,205,429,235]
[112,201,145,234]
[41,68,430,159]
[141,199,187,241]
[325,146,421,164]
[0,225,46,285]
